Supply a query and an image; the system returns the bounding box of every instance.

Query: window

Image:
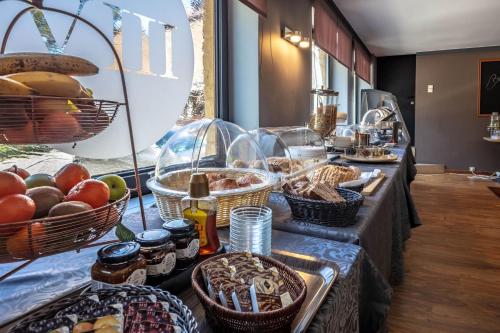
[312,44,329,89]
[0,1,216,184]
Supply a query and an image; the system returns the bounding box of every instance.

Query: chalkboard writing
[478,59,500,116]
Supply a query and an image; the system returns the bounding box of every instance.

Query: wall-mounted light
[282,26,310,48]
[298,37,310,49]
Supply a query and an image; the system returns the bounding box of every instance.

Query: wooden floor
[387,173,500,333]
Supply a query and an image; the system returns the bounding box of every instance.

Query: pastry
[232,160,248,168]
[236,174,263,187]
[209,178,238,191]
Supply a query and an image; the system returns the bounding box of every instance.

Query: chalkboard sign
[477,58,500,116]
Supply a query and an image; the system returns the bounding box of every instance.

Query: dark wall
[259,0,312,127]
[377,55,416,145]
[416,47,500,172]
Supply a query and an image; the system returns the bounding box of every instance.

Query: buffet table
[272,143,421,285]
[0,200,391,333]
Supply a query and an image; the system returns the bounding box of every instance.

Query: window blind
[313,0,338,59]
[336,23,352,69]
[355,42,371,83]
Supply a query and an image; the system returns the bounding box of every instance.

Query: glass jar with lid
[309,88,339,138]
[136,229,176,281]
[162,218,200,268]
[91,242,147,289]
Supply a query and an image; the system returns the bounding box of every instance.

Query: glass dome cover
[149,119,273,195]
[263,126,328,169]
[250,128,305,176]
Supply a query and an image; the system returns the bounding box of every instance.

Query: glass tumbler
[229,206,272,256]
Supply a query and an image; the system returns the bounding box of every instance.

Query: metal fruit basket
[0,95,122,144]
[147,168,274,227]
[0,189,130,264]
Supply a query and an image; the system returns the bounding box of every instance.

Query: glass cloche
[147,119,275,226]
[264,126,328,169]
[147,118,273,196]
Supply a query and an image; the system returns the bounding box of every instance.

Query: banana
[0,76,38,95]
[0,52,99,76]
[7,71,83,97]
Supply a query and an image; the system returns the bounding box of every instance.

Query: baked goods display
[231,157,303,174]
[0,52,117,144]
[311,165,361,187]
[266,157,303,174]
[12,289,194,333]
[207,172,263,191]
[283,175,345,203]
[199,252,294,312]
[283,165,360,203]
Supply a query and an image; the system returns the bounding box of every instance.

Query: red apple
[54,163,90,194]
[3,165,30,179]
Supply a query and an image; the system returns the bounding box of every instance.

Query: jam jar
[162,218,199,268]
[91,242,147,289]
[136,229,176,280]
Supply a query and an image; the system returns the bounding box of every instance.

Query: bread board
[362,172,386,196]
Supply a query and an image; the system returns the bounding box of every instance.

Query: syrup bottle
[181,173,220,255]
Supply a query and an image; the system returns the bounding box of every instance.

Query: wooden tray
[341,153,398,163]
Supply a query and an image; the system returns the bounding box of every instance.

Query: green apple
[98,174,127,201]
[25,173,57,189]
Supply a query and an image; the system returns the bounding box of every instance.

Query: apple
[3,165,30,179]
[97,174,127,201]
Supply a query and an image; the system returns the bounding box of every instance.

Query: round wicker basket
[0,190,130,263]
[147,168,274,227]
[9,284,199,333]
[191,252,307,332]
[0,95,122,144]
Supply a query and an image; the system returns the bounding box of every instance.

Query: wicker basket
[9,284,199,333]
[147,168,274,227]
[284,188,363,226]
[0,95,122,144]
[0,190,130,263]
[191,252,307,332]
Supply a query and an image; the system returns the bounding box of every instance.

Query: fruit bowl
[0,189,130,263]
[0,95,122,144]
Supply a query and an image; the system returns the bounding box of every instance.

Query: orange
[0,194,36,236]
[6,222,45,259]
[0,171,26,198]
[65,179,110,209]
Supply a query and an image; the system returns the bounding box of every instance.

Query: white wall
[227,1,259,130]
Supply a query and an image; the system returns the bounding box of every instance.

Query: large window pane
[331,58,349,124]
[0,1,215,176]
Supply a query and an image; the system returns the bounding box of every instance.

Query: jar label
[177,239,199,259]
[126,268,147,285]
[147,252,176,276]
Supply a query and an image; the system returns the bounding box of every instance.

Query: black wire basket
[9,284,199,333]
[284,188,364,226]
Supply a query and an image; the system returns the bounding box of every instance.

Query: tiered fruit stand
[0,0,148,280]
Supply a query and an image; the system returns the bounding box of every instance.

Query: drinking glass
[229,206,272,256]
